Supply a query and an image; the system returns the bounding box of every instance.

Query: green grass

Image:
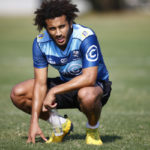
[0,11,150,150]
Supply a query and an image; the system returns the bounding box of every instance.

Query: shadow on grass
[101,135,122,143]
[22,134,122,143]
[64,134,122,143]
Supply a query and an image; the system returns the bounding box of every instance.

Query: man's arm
[32,67,48,120]
[52,66,97,94]
[43,66,98,110]
[27,67,48,143]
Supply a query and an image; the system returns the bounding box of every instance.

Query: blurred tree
[39,0,125,11]
[88,0,124,11]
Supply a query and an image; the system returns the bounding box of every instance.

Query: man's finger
[42,105,48,112]
[50,103,57,108]
[40,132,47,142]
[31,135,35,144]
[27,137,31,143]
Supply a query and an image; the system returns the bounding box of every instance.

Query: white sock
[57,115,67,124]
[47,110,66,126]
[86,121,100,129]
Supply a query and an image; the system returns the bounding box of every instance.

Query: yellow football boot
[46,119,73,143]
[86,128,103,146]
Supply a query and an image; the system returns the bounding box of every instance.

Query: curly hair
[34,0,79,31]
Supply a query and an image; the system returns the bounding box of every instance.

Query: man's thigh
[96,80,112,106]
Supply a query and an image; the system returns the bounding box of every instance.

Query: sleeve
[32,38,48,68]
[80,35,101,68]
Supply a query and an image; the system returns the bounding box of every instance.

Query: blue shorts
[47,77,112,109]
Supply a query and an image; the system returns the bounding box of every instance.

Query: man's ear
[70,21,73,28]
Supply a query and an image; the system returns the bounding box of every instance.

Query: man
[10,0,112,146]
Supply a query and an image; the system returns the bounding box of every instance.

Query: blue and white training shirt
[33,24,109,82]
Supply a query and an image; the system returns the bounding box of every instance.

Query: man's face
[45,15,72,48]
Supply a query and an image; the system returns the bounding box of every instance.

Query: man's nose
[56,28,61,36]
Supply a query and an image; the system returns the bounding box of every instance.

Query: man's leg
[10,79,49,120]
[78,86,103,125]
[10,79,73,143]
[78,86,103,145]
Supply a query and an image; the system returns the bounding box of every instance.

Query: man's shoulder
[36,30,52,43]
[72,24,96,41]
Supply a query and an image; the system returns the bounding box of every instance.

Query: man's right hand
[42,89,57,112]
[27,120,47,144]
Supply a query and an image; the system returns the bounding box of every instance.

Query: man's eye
[60,25,65,29]
[49,27,55,31]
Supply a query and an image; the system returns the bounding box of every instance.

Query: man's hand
[27,121,47,144]
[42,89,57,112]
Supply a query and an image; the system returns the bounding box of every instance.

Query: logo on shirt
[67,64,82,75]
[73,50,80,59]
[73,50,79,55]
[38,33,44,39]
[82,31,88,37]
[86,45,99,62]
[60,58,68,64]
[48,58,56,65]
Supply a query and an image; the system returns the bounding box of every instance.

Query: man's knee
[10,85,25,105]
[78,87,102,110]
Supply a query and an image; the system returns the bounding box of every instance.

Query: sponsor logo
[82,31,88,37]
[48,58,56,65]
[38,33,44,39]
[73,50,79,55]
[60,58,68,64]
[86,45,99,62]
[67,64,82,75]
[73,50,80,59]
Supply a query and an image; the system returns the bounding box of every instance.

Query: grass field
[0,11,150,150]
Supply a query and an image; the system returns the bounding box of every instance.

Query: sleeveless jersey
[33,24,109,82]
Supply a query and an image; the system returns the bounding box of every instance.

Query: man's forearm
[31,83,47,122]
[48,67,98,96]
